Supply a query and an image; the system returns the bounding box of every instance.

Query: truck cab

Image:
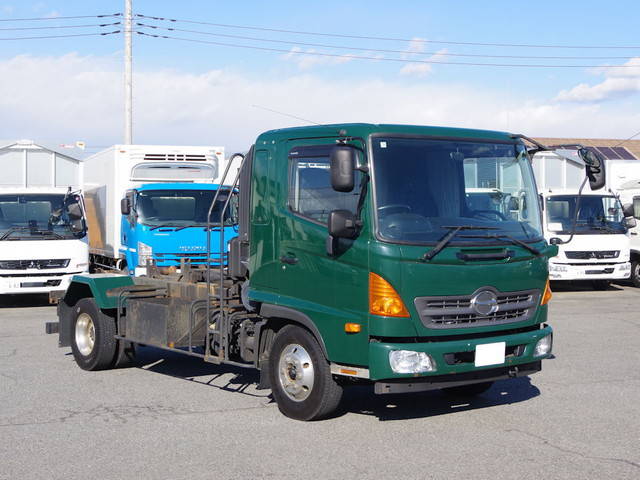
[119,183,237,275]
[541,189,631,288]
[0,188,88,297]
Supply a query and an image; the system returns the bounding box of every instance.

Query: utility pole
[124,0,133,144]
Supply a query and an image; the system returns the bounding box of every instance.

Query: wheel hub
[75,313,96,357]
[278,343,314,402]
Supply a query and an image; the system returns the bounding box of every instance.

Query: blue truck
[118,183,238,275]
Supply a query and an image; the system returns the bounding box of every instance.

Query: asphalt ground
[1,284,639,480]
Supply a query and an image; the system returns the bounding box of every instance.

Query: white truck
[602,159,640,286]
[0,140,88,299]
[532,151,633,289]
[82,144,225,272]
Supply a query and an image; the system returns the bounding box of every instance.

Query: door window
[288,150,361,225]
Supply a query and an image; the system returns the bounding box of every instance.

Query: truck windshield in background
[371,138,542,244]
[136,189,235,228]
[546,195,626,235]
[0,194,85,240]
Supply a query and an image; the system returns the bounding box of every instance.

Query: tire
[631,261,640,288]
[268,325,343,421]
[591,280,611,291]
[70,298,117,371]
[442,381,494,397]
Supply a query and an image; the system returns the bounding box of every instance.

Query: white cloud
[281,47,353,70]
[555,57,640,103]
[1,4,14,14]
[1,53,639,153]
[398,38,447,77]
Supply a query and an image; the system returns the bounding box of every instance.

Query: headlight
[389,350,436,374]
[137,242,153,266]
[534,334,553,357]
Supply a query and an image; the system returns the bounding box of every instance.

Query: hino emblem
[470,290,499,316]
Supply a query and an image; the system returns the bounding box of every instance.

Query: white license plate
[475,342,506,367]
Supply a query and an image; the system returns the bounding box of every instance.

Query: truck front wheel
[70,298,117,371]
[268,325,343,421]
[631,260,640,287]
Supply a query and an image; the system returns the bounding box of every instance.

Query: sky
[1,0,640,155]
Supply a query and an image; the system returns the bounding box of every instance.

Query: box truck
[0,140,88,298]
[82,144,236,275]
[603,159,640,286]
[531,150,633,289]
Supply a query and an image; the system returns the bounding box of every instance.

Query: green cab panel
[66,273,134,309]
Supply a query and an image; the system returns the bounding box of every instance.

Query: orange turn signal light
[369,272,410,317]
[541,278,552,305]
[344,323,362,333]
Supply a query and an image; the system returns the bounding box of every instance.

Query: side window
[633,197,640,220]
[289,153,360,224]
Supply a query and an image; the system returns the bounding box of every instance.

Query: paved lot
[1,285,639,480]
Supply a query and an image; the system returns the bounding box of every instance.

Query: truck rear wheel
[631,261,640,287]
[70,298,117,371]
[268,325,343,421]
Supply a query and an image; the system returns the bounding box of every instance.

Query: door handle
[280,254,299,265]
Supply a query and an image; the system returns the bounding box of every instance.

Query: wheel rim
[75,313,96,356]
[278,343,315,402]
[634,263,640,281]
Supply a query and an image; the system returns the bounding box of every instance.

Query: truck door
[275,142,370,365]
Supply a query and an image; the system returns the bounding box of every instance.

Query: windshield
[0,194,82,240]
[546,195,625,234]
[136,189,235,227]
[371,137,542,245]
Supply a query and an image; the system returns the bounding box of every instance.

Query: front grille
[152,252,226,267]
[415,288,541,329]
[0,259,70,270]
[565,250,619,260]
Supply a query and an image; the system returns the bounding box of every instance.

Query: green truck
[48,124,605,420]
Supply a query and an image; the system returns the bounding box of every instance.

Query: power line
[0,22,120,31]
[136,23,640,61]
[136,31,640,69]
[614,130,640,147]
[136,13,640,50]
[0,13,121,22]
[0,31,120,41]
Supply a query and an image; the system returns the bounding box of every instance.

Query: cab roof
[136,183,224,191]
[256,123,516,144]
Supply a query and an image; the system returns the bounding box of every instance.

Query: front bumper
[549,261,630,280]
[369,324,552,383]
[0,272,80,295]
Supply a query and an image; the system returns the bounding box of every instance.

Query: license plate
[475,342,506,367]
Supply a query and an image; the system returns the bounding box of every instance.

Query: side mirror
[623,203,634,218]
[330,146,356,192]
[624,217,637,229]
[120,197,131,215]
[578,148,606,190]
[328,209,359,239]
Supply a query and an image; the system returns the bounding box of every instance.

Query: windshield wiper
[148,224,182,231]
[0,226,31,240]
[422,225,498,261]
[457,233,541,256]
[0,227,64,240]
